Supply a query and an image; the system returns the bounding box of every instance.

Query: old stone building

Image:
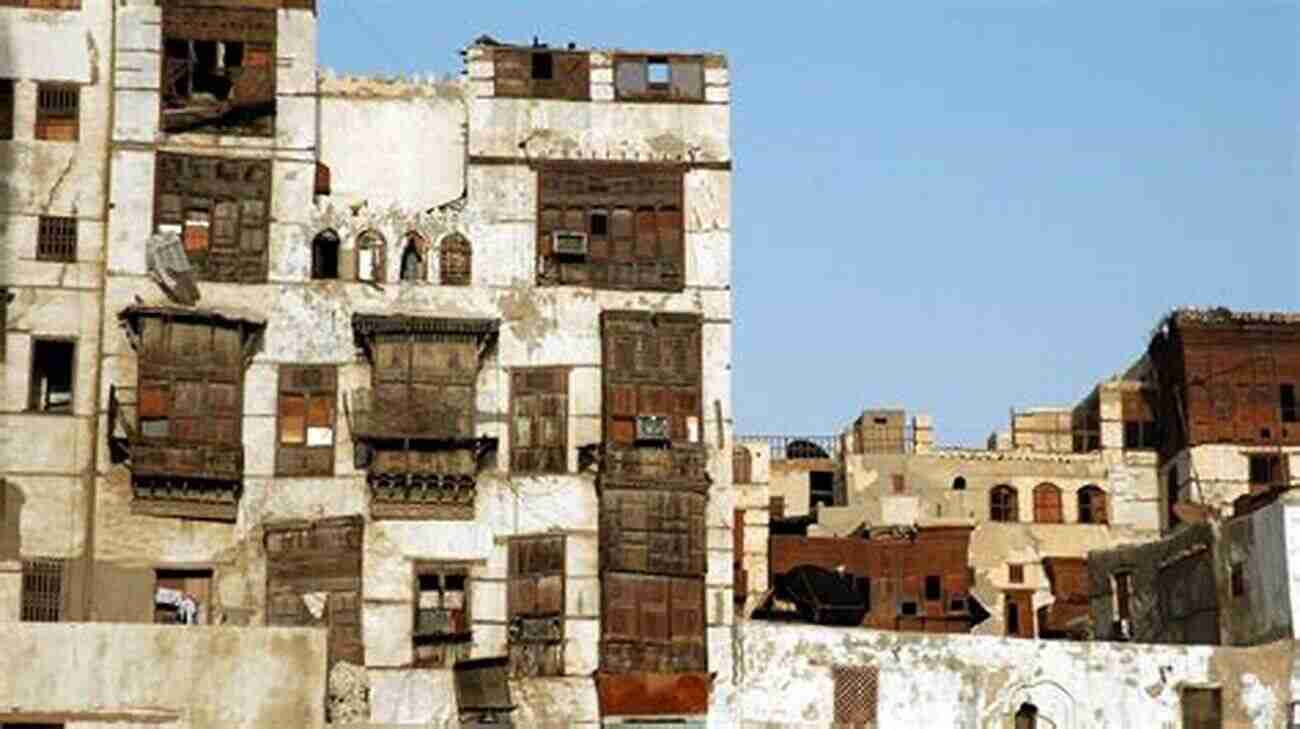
[3,2,734,726]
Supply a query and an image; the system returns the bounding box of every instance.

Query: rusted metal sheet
[537,164,686,291]
[595,671,709,717]
[265,516,364,667]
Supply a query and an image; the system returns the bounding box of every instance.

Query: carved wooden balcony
[599,443,710,492]
[364,442,495,521]
[348,388,473,441]
[129,441,244,521]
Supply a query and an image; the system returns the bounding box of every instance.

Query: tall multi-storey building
[2,3,734,726]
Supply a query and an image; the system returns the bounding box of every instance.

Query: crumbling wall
[737,620,1295,729]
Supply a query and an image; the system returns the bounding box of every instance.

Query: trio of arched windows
[987,482,1108,524]
[309,229,472,285]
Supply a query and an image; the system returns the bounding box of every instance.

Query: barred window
[832,665,878,729]
[21,558,64,622]
[37,216,77,262]
[35,84,78,141]
[990,485,1018,522]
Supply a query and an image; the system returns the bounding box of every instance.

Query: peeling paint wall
[737,620,1296,729]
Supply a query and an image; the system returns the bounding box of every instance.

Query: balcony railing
[739,435,841,462]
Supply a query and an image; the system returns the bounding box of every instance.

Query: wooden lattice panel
[832,665,878,728]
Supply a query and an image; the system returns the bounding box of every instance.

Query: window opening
[990,485,1018,522]
[1015,703,1039,729]
[1168,469,1181,529]
[590,210,609,237]
[439,234,471,286]
[831,665,879,727]
[28,339,74,413]
[1114,571,1132,621]
[1005,601,1020,636]
[161,5,276,136]
[1181,687,1222,729]
[647,57,670,86]
[810,470,835,508]
[399,234,425,282]
[1078,485,1108,524]
[1033,483,1063,523]
[311,230,339,280]
[891,474,906,494]
[1231,562,1246,598]
[154,568,213,625]
[770,496,785,520]
[953,476,966,491]
[899,601,918,616]
[925,576,941,601]
[355,231,385,283]
[531,52,553,80]
[276,365,336,476]
[507,535,566,677]
[1249,454,1287,492]
[37,216,77,262]
[1282,384,1297,423]
[510,368,569,474]
[0,79,14,140]
[1008,564,1024,584]
[21,558,63,622]
[35,83,78,141]
[413,564,472,667]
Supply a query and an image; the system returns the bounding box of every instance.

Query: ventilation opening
[28,340,74,414]
[647,57,669,86]
[953,476,967,491]
[531,52,554,80]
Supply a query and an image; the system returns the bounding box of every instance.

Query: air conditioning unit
[635,415,670,442]
[551,231,589,257]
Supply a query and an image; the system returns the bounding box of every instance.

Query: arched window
[990,485,1018,522]
[440,234,471,286]
[399,232,427,282]
[310,230,339,280]
[1033,483,1063,523]
[952,476,967,491]
[355,230,386,283]
[1078,485,1108,524]
[1014,703,1038,729]
[733,445,752,485]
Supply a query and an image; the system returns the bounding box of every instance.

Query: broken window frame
[21,558,64,622]
[438,234,472,286]
[34,83,78,141]
[990,485,1018,522]
[160,5,277,137]
[36,216,77,262]
[537,163,686,292]
[509,367,569,475]
[27,337,76,415]
[412,561,473,668]
[613,54,707,103]
[1032,482,1063,524]
[154,152,272,283]
[275,365,337,477]
[1077,485,1108,525]
[0,79,14,140]
[507,534,566,677]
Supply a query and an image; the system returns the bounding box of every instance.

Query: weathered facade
[3,3,734,726]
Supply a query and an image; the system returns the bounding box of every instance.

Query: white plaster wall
[0,623,327,729]
[738,621,1294,729]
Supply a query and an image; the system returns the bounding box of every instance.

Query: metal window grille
[832,665,879,728]
[35,84,78,141]
[37,216,77,262]
[21,559,63,622]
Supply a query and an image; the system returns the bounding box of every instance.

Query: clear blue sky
[318,2,1299,446]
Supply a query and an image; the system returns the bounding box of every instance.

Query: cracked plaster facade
[3,4,734,727]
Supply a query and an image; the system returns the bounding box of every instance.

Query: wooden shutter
[277,365,336,476]
[1033,484,1063,524]
[669,577,705,671]
[511,368,568,474]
